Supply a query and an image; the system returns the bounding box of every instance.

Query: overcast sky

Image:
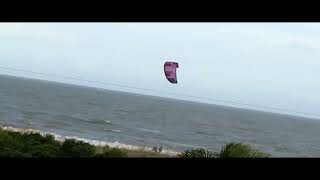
[0,23,320,118]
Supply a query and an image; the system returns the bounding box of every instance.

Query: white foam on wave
[103,128,121,132]
[105,120,111,123]
[0,125,179,156]
[137,128,163,134]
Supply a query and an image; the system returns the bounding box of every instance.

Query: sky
[0,23,320,118]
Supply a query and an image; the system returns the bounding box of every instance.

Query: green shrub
[179,143,270,158]
[0,129,271,158]
[60,139,95,158]
[178,148,215,158]
[216,143,270,158]
[28,144,61,158]
[95,146,128,158]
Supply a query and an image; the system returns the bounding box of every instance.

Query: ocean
[1,74,320,157]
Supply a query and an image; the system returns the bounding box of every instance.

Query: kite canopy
[164,61,179,84]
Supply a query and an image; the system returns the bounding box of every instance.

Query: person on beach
[159,146,162,153]
[152,146,158,152]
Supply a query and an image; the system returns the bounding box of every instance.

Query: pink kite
[164,61,179,84]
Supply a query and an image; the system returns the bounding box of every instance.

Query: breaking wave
[137,128,163,134]
[103,128,121,132]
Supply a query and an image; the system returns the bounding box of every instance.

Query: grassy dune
[0,127,270,158]
[0,127,171,158]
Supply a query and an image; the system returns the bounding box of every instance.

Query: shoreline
[0,125,179,157]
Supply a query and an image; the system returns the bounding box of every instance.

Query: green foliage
[179,143,270,158]
[95,146,128,158]
[0,129,271,158]
[178,148,215,158]
[60,139,95,158]
[216,143,270,158]
[28,144,60,158]
[0,129,95,158]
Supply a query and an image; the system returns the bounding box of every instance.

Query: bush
[179,148,215,158]
[95,146,127,158]
[179,143,270,158]
[28,144,61,158]
[216,143,270,158]
[0,129,271,158]
[60,139,95,158]
[0,145,31,158]
[0,130,60,157]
